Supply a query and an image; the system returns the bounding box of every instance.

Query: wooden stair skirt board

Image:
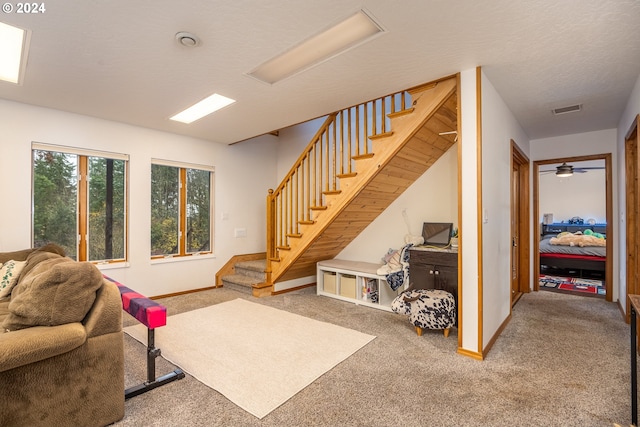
[270,77,458,287]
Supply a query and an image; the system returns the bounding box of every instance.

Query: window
[32,144,128,262]
[150,161,213,258]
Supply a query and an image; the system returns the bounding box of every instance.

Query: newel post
[265,189,275,284]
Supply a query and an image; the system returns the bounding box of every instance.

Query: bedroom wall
[530,128,618,302]
[538,166,606,224]
[616,72,640,314]
[0,99,278,297]
[479,69,531,350]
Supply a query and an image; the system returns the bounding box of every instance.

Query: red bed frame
[539,252,606,274]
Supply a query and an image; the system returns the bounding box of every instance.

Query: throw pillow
[0,260,27,300]
[2,257,103,331]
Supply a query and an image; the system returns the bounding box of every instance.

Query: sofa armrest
[0,323,86,372]
[83,279,123,338]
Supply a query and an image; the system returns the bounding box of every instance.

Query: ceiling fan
[540,162,605,177]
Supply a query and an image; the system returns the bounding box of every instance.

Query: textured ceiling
[1,0,639,144]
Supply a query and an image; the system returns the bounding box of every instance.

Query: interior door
[511,141,530,307]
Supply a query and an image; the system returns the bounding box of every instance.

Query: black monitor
[421,222,453,248]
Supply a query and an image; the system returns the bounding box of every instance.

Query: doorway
[533,154,613,302]
[511,141,530,307]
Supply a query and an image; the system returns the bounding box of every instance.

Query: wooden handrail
[266,89,413,278]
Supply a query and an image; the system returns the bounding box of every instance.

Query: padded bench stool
[391,288,456,337]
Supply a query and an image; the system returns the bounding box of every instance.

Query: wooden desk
[629,294,640,426]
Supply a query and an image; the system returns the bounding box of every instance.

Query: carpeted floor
[116,286,631,426]
[539,274,606,296]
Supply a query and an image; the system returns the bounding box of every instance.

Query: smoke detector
[175,32,201,47]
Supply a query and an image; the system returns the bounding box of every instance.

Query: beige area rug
[124,298,375,419]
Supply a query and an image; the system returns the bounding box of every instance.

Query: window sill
[96,261,131,271]
[150,253,217,265]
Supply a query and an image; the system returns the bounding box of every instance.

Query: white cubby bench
[316,259,402,312]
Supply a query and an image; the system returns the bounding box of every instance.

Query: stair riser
[221,279,253,294]
[234,266,266,280]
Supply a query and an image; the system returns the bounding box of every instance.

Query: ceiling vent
[552,104,582,116]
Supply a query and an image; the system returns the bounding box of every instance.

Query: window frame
[31,142,129,264]
[150,159,214,259]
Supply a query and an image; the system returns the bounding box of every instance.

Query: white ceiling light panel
[0,22,30,84]
[170,93,236,124]
[248,9,385,85]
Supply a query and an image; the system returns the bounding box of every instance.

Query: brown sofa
[0,245,124,427]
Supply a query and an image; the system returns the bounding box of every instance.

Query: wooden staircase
[255,76,458,295]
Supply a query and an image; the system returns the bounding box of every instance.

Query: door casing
[511,141,530,306]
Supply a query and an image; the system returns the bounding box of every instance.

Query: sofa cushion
[0,260,26,299]
[2,257,103,332]
[0,322,86,372]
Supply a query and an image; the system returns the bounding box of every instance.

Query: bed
[539,223,607,278]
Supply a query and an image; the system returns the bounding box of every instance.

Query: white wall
[480,70,530,349]
[530,129,617,161]
[0,99,278,297]
[276,117,325,182]
[530,128,618,302]
[457,69,481,354]
[616,73,640,313]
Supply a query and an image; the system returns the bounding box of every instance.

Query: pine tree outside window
[151,161,213,258]
[32,144,128,262]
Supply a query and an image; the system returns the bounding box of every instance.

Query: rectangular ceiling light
[170,93,236,124]
[0,22,30,84]
[248,9,384,84]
